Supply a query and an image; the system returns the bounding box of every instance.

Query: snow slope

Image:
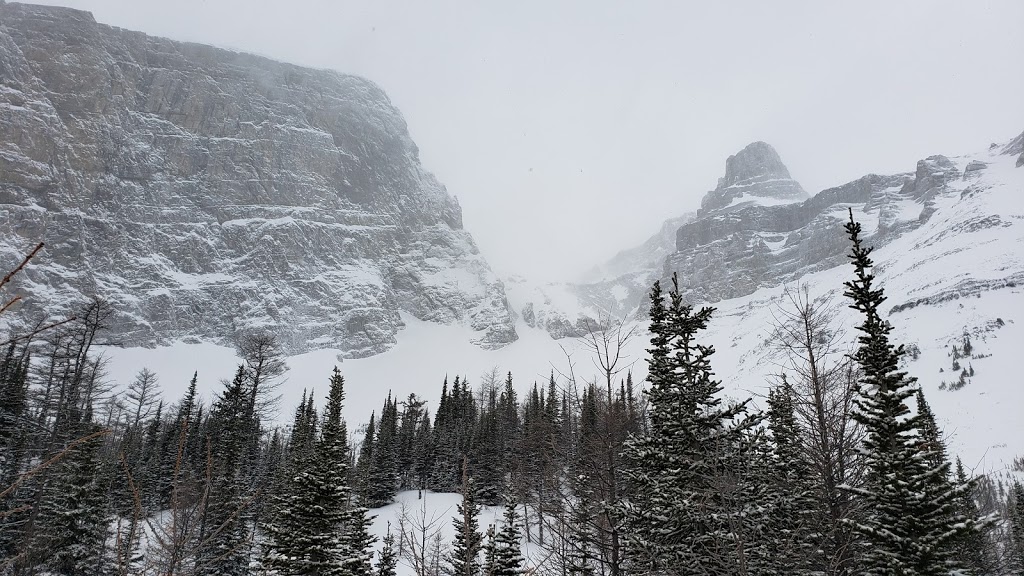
[103,140,1024,477]
[100,315,593,437]
[95,138,1023,575]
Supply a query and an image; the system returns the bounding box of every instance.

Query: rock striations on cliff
[664,142,995,306]
[527,131,1024,339]
[699,141,808,212]
[0,2,517,357]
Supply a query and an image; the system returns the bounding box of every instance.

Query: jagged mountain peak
[532,131,1023,345]
[722,141,792,186]
[700,141,808,212]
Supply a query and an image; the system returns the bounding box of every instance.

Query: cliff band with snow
[522,134,1024,340]
[0,2,517,356]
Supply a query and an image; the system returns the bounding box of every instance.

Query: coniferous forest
[1,214,1023,576]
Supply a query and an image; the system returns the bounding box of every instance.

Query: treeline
[0,216,1023,575]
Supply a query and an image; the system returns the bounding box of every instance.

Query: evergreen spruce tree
[622,274,761,574]
[448,464,483,576]
[0,343,29,485]
[0,344,30,557]
[840,209,978,576]
[263,390,320,574]
[339,498,376,576]
[365,393,399,507]
[267,368,374,575]
[376,527,399,576]
[497,372,520,481]
[200,366,253,576]
[482,524,498,576]
[32,412,111,575]
[356,411,376,497]
[1009,481,1024,575]
[566,472,596,576]
[140,399,164,508]
[915,389,948,473]
[395,393,427,490]
[470,399,503,505]
[260,427,288,528]
[319,368,364,576]
[950,457,993,574]
[492,481,525,576]
[429,378,460,492]
[763,380,817,575]
[160,371,199,508]
[413,414,433,495]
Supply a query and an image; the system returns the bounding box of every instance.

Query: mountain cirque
[0,2,517,356]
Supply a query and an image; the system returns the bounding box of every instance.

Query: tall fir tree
[266,368,374,575]
[320,368,360,576]
[622,274,761,575]
[412,413,433,496]
[566,472,596,576]
[761,380,817,575]
[1009,481,1024,575]
[200,366,253,576]
[0,344,30,558]
[376,526,399,576]
[470,395,503,505]
[0,343,29,486]
[429,378,460,492]
[448,464,483,576]
[31,410,111,575]
[491,481,525,576]
[840,209,978,576]
[365,393,399,507]
[263,389,321,574]
[482,524,498,576]
[950,457,993,574]
[356,411,376,497]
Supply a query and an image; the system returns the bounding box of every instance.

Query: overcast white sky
[33,0,1024,281]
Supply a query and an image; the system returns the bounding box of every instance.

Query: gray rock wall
[0,2,516,356]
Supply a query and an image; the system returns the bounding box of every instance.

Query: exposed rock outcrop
[0,2,517,356]
[661,135,1023,306]
[543,132,1024,335]
[699,141,808,212]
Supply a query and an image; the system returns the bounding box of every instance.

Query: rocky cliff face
[532,132,1024,338]
[0,2,517,356]
[700,141,808,212]
[539,142,813,328]
[662,142,996,305]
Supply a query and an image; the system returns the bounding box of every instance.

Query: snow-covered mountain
[101,133,1023,574]
[0,2,517,357]
[522,134,1024,339]
[0,0,1021,487]
[100,131,1024,481]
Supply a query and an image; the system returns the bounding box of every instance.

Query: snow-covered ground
[102,145,1024,479]
[99,314,597,436]
[97,143,1023,573]
[366,490,549,576]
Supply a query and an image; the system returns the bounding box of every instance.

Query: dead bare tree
[114,452,144,576]
[580,314,639,576]
[125,368,161,432]
[236,331,287,419]
[768,284,866,576]
[396,497,449,576]
[145,407,206,576]
[539,314,640,576]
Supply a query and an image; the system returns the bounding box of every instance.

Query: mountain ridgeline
[553,130,1024,333]
[0,0,1022,361]
[0,2,516,357]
